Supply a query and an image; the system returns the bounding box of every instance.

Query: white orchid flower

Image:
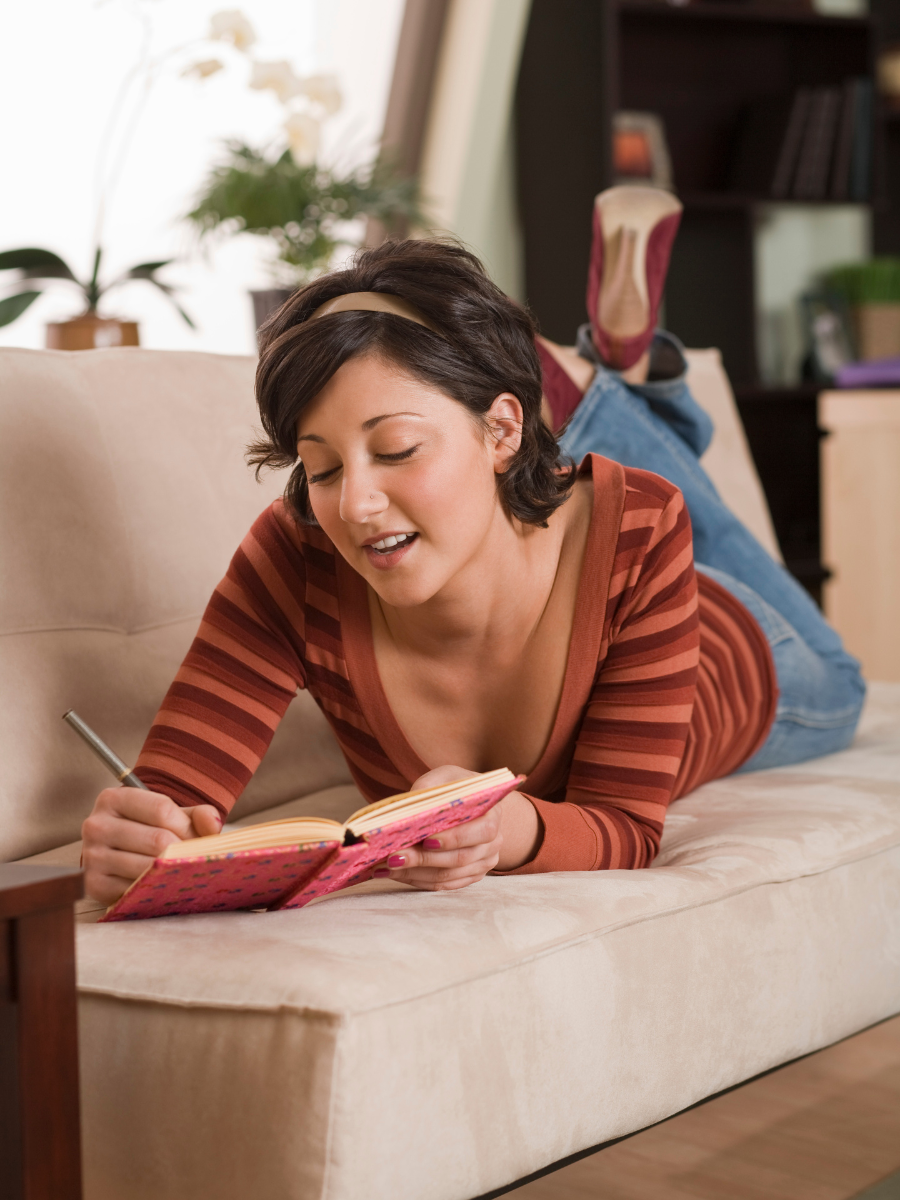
[297,73,342,116]
[250,59,304,104]
[181,58,225,80]
[284,111,320,167]
[209,10,256,53]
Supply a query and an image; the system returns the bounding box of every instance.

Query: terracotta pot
[851,304,900,362]
[46,314,139,351]
[250,288,296,332]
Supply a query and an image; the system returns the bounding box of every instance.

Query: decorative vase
[250,288,296,333]
[46,314,139,351]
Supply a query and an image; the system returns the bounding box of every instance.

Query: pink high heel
[586,186,683,371]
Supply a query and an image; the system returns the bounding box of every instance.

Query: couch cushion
[0,348,352,861]
[74,683,900,1200]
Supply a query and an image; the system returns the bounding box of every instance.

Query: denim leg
[695,566,865,770]
[560,362,862,682]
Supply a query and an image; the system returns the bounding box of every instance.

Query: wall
[0,0,404,356]
[756,207,871,384]
[418,0,531,301]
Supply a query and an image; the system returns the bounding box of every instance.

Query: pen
[62,710,149,790]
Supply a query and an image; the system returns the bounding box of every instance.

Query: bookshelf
[516,0,898,601]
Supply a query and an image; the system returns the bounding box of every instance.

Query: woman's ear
[486,393,523,474]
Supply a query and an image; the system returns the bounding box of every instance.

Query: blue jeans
[560,329,865,771]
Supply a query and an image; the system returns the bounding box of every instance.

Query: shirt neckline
[336,454,626,795]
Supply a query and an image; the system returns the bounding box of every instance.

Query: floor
[509,1014,900,1200]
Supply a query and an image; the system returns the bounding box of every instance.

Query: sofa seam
[0,614,204,638]
[319,1011,347,1200]
[75,835,900,1016]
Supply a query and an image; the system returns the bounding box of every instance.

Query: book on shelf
[101,767,522,922]
[729,79,872,203]
[848,78,873,202]
[794,87,842,200]
[830,78,860,201]
[771,89,812,199]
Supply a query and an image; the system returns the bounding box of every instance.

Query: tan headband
[309,291,441,336]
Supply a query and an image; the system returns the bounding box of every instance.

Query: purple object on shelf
[835,358,900,388]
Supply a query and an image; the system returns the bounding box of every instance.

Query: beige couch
[2,346,898,1200]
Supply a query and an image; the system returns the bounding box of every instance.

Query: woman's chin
[366,574,439,609]
[359,557,445,608]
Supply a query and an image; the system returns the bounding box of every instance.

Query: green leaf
[0,290,42,327]
[126,260,173,280]
[19,265,80,284]
[0,248,77,280]
[826,259,900,306]
[142,277,196,328]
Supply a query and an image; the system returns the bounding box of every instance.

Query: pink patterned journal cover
[101,840,339,922]
[278,776,522,909]
[100,775,522,922]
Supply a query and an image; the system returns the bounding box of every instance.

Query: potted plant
[186,143,423,329]
[0,8,277,348]
[0,248,193,349]
[825,259,900,362]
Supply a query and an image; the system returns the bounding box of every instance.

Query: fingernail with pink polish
[422,838,441,850]
[387,855,406,868]
[373,868,390,878]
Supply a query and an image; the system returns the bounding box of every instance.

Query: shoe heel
[587,185,683,370]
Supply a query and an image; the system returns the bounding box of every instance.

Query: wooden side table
[1,863,84,1200]
[819,390,900,682]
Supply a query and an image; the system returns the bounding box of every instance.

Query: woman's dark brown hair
[250,238,575,527]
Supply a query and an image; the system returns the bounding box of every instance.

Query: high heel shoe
[586,186,683,372]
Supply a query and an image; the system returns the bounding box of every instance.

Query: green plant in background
[186,142,423,282]
[825,259,900,306]
[0,248,194,329]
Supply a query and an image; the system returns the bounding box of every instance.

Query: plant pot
[251,288,296,333]
[46,315,139,351]
[851,304,900,362]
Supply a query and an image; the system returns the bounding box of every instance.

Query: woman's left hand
[371,764,540,891]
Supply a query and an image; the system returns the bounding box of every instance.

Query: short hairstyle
[250,238,576,527]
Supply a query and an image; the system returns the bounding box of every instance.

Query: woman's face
[296,352,522,608]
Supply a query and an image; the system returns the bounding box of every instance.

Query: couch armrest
[1,863,84,1200]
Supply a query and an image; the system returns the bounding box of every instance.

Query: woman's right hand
[81,787,222,906]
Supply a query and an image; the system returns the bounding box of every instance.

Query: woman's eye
[307,466,340,484]
[378,444,420,463]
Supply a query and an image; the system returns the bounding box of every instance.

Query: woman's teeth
[370,533,416,553]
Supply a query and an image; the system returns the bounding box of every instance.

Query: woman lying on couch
[82,223,865,905]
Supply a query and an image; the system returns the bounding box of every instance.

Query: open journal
[101,768,522,922]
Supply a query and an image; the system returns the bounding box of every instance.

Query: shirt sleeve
[502,480,700,873]
[132,505,309,816]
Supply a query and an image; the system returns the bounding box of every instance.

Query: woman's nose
[339,470,387,525]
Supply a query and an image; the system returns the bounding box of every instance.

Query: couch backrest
[0,348,353,862]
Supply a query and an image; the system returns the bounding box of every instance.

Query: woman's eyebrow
[297,412,422,443]
[361,411,422,431]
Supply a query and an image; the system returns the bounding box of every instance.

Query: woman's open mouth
[363,531,419,569]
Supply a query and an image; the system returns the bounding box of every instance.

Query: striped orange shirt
[134,454,777,872]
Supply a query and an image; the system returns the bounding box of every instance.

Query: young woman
[81,237,865,906]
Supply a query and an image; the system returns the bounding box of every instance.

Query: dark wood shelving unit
[516,0,899,602]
